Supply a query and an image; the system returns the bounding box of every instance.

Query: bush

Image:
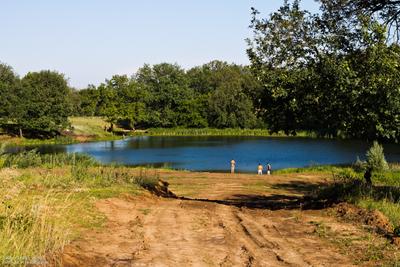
[353,156,367,172]
[366,141,389,172]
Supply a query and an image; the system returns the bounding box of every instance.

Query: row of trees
[0,61,263,137]
[247,0,400,142]
[71,61,262,130]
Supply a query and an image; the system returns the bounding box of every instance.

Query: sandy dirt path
[60,172,393,266]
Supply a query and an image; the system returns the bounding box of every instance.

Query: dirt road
[61,171,396,266]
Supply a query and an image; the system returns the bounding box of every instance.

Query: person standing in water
[267,163,272,175]
[230,159,236,174]
[257,163,263,175]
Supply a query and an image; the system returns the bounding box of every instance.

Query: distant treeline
[71,61,263,130]
[0,61,264,137]
[1,0,400,142]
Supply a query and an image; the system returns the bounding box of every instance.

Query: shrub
[366,141,389,172]
[353,156,367,172]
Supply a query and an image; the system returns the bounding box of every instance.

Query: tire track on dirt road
[62,195,355,267]
[61,171,379,266]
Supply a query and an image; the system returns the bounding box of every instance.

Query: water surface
[34,136,400,173]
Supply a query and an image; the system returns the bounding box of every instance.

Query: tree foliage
[318,0,400,42]
[18,71,71,136]
[248,0,400,142]
[75,61,261,130]
[0,68,71,137]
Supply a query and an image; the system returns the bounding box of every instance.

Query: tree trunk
[19,128,23,138]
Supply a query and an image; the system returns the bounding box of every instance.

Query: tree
[208,80,258,129]
[247,1,320,134]
[247,1,319,70]
[248,0,400,141]
[76,85,100,116]
[187,61,262,128]
[0,63,19,130]
[134,63,195,127]
[17,71,72,137]
[318,0,400,42]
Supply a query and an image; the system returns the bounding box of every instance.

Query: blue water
[36,136,400,173]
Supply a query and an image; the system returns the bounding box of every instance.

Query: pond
[30,136,400,173]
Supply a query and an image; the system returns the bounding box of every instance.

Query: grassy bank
[134,127,318,137]
[0,151,158,265]
[0,117,124,146]
[69,116,126,139]
[0,117,327,146]
[275,163,400,228]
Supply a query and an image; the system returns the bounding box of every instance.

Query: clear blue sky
[1,0,319,88]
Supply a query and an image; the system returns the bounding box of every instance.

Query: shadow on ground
[174,180,332,210]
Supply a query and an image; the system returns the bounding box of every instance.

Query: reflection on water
[22,136,400,173]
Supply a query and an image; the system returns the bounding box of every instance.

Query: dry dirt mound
[142,179,177,198]
[335,202,393,234]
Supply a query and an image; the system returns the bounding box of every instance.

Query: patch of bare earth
[60,172,398,266]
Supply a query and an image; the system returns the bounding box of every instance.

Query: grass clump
[2,150,98,169]
[133,169,159,189]
[0,179,74,265]
[275,164,348,175]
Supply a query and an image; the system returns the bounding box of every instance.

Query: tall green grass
[2,150,98,169]
[0,191,74,265]
[0,151,160,264]
[136,128,318,137]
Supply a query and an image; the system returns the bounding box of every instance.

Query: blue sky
[1,0,319,88]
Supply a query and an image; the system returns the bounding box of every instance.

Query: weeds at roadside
[133,169,159,189]
[0,151,148,264]
[309,219,397,265]
[313,167,400,227]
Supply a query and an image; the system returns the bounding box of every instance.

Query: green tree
[0,63,19,130]
[247,1,320,134]
[318,0,400,42]
[248,0,400,141]
[134,63,196,127]
[208,80,258,129]
[187,61,262,128]
[17,71,72,137]
[77,85,100,116]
